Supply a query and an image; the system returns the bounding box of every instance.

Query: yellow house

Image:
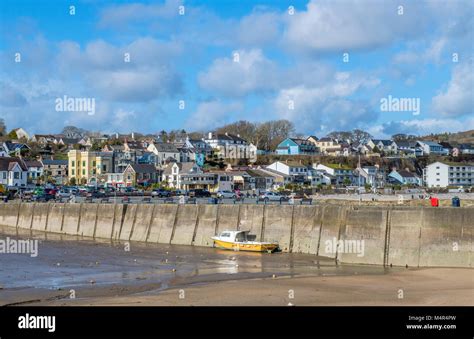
[68,150,113,185]
[315,137,342,156]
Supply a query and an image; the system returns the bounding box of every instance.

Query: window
[72,169,75,175]
[82,169,85,175]
[72,161,75,167]
[92,161,96,167]
[82,161,85,167]
[14,172,19,179]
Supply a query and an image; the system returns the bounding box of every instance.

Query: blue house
[276,138,317,155]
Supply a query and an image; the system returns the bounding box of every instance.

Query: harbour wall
[1,202,472,268]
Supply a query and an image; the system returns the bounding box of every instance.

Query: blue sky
[0,0,472,137]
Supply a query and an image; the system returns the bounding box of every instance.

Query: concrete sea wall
[0,202,472,268]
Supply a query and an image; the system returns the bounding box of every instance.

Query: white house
[24,160,44,183]
[367,139,398,154]
[314,163,355,185]
[266,161,308,183]
[162,162,202,189]
[147,142,181,166]
[13,128,30,140]
[204,132,256,161]
[0,157,28,187]
[416,141,447,156]
[423,161,474,188]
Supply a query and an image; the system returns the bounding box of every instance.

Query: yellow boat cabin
[211,230,279,253]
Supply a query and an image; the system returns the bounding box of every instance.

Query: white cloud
[283,0,429,53]
[98,0,183,28]
[56,38,183,102]
[238,11,282,46]
[198,49,279,97]
[432,62,474,117]
[184,101,243,131]
[273,72,380,134]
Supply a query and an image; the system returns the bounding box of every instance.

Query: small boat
[211,230,278,253]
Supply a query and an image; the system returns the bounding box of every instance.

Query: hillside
[419,130,474,145]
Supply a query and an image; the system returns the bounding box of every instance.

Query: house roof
[162,162,197,175]
[0,157,27,171]
[61,138,80,145]
[459,143,474,150]
[24,160,43,168]
[245,169,273,178]
[154,143,179,153]
[397,170,418,178]
[318,137,334,142]
[4,141,29,151]
[127,164,157,173]
[419,140,442,147]
[372,139,393,146]
[289,138,314,146]
[41,159,68,166]
[259,168,290,178]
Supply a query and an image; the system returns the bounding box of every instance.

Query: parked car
[216,190,236,199]
[56,188,72,199]
[259,191,287,202]
[87,191,106,198]
[189,189,211,198]
[173,189,188,196]
[32,193,56,202]
[151,188,171,198]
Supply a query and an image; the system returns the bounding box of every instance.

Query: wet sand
[0,227,472,306]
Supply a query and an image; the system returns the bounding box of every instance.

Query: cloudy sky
[0,0,473,137]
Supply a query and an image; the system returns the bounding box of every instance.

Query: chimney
[208,132,212,139]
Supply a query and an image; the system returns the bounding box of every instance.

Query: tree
[90,142,102,151]
[343,177,352,186]
[392,133,417,141]
[69,177,77,186]
[0,119,6,136]
[327,131,352,142]
[159,130,168,143]
[62,126,87,138]
[352,129,373,144]
[7,129,18,140]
